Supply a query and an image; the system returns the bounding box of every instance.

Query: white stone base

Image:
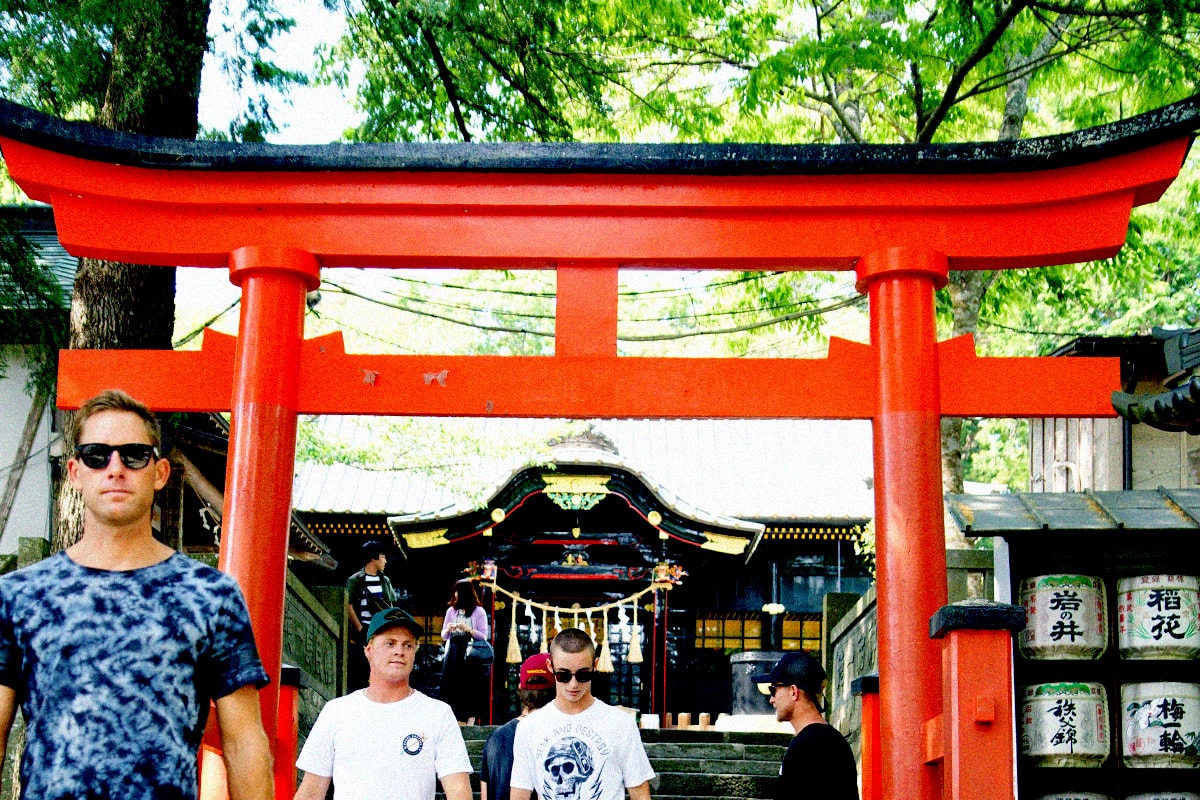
[712,713,792,734]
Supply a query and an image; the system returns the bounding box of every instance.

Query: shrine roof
[0,205,75,298]
[292,417,873,524]
[2,95,1198,175]
[946,489,1200,534]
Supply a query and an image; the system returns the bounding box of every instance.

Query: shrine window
[694,612,762,651]
[412,613,446,648]
[782,613,822,652]
[692,612,822,653]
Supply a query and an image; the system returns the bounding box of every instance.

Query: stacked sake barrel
[1018,573,1200,800]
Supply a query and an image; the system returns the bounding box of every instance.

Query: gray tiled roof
[1,206,77,302]
[946,489,1200,534]
[293,418,874,524]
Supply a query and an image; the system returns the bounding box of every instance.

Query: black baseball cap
[366,607,424,641]
[751,651,826,695]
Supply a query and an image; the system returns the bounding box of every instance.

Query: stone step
[651,758,779,776]
[643,741,787,761]
[655,771,779,798]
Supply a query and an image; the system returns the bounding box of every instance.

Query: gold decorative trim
[542,474,611,512]
[402,528,451,549]
[542,474,611,494]
[701,531,749,555]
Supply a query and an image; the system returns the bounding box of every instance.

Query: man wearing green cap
[294,607,473,800]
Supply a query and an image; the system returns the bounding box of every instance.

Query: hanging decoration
[596,619,615,673]
[476,573,672,666]
[627,600,644,663]
[506,600,522,664]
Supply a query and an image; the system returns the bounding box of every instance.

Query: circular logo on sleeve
[403,733,425,756]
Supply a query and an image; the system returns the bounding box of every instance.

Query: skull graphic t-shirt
[510,699,656,800]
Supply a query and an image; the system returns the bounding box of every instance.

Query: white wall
[1,349,54,554]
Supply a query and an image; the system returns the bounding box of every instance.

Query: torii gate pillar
[221,246,319,753]
[858,247,951,800]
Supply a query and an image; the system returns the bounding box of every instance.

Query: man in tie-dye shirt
[0,390,271,800]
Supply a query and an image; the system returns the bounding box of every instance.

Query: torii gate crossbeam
[3,95,1198,800]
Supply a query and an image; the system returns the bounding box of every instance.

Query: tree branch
[413,16,472,142]
[917,0,1031,142]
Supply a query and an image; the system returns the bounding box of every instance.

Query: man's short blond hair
[71,389,162,448]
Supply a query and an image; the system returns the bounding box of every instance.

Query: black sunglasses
[74,443,159,470]
[552,668,594,684]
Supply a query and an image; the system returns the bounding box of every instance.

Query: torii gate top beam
[1,96,1196,272]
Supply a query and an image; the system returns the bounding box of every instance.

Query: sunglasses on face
[552,667,594,684]
[74,443,159,470]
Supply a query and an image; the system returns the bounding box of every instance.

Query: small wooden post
[929,601,1026,800]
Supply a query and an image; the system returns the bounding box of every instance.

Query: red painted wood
[557,263,618,357]
[56,331,1119,419]
[940,629,1017,800]
[219,246,318,789]
[0,136,1187,270]
[858,247,949,800]
[862,689,882,800]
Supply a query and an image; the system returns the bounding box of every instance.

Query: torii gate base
[3,94,1197,800]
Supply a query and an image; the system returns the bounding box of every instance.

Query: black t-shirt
[778,722,859,800]
[480,716,521,800]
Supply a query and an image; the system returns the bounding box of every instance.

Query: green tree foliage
[322,0,779,142]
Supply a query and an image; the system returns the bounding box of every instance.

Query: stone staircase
[460,726,789,800]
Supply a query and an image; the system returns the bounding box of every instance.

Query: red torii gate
[2,95,1198,800]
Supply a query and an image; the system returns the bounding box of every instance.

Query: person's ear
[154,455,170,491]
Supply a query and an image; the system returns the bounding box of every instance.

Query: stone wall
[282,572,343,750]
[825,549,995,764]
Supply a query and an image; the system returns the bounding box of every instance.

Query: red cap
[519,652,554,689]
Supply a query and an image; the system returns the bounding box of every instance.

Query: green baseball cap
[366,607,424,641]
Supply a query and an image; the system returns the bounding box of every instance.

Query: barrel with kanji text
[1035,793,1111,800]
[1020,682,1110,768]
[1126,793,1200,800]
[1020,575,1108,660]
[1117,575,1200,660]
[1121,681,1200,768]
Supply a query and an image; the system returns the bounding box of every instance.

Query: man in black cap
[752,651,858,800]
[294,608,472,800]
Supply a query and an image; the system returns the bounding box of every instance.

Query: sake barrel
[1121,681,1200,768]
[1117,575,1200,660]
[1126,793,1200,800]
[1021,682,1110,767]
[1020,575,1108,659]
[1035,793,1111,800]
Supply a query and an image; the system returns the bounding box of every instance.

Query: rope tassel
[596,611,615,673]
[627,601,643,664]
[506,600,522,663]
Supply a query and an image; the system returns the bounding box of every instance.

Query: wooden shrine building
[288,420,873,720]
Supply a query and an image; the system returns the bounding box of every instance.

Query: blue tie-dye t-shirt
[0,551,269,800]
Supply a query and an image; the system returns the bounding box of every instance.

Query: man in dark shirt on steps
[479,652,555,800]
[753,651,859,800]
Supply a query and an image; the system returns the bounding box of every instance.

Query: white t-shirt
[296,688,472,800]
[510,699,656,800]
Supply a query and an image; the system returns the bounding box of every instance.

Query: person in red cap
[479,652,556,800]
[752,651,858,800]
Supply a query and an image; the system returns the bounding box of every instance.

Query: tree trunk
[0,386,48,539]
[939,15,1072,546]
[53,0,212,551]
